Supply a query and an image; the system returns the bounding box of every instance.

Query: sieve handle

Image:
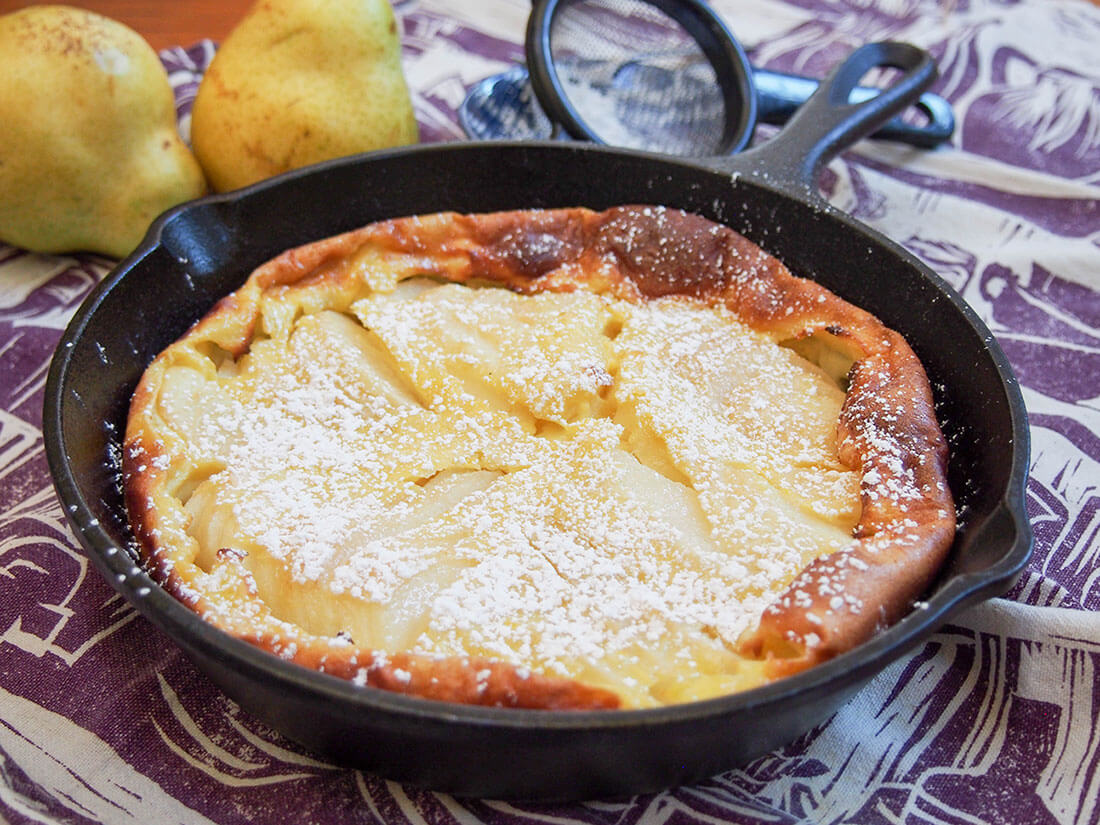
[754,67,954,148]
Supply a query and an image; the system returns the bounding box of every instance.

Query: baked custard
[124,206,955,710]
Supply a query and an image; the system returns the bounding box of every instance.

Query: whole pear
[191,0,419,193]
[0,6,207,259]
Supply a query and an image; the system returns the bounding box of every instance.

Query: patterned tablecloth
[2,0,1098,822]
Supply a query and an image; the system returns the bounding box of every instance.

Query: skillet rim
[42,139,1032,783]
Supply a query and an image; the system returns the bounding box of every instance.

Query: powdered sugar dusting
[159,278,863,706]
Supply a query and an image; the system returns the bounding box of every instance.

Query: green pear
[191,0,419,193]
[0,6,207,259]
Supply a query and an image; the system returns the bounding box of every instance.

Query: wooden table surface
[2,0,1098,51]
[0,0,253,49]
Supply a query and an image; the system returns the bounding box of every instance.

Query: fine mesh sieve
[526,0,756,155]
[519,0,954,154]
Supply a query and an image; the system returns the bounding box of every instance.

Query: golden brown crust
[124,205,954,707]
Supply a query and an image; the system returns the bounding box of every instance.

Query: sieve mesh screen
[548,0,727,154]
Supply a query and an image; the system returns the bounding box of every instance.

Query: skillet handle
[717,42,938,198]
[753,67,955,148]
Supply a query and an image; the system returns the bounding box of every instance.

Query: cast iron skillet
[44,42,1031,801]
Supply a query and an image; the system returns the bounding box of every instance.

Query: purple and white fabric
[1,0,1097,822]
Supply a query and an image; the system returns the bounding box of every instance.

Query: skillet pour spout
[43,38,1031,801]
